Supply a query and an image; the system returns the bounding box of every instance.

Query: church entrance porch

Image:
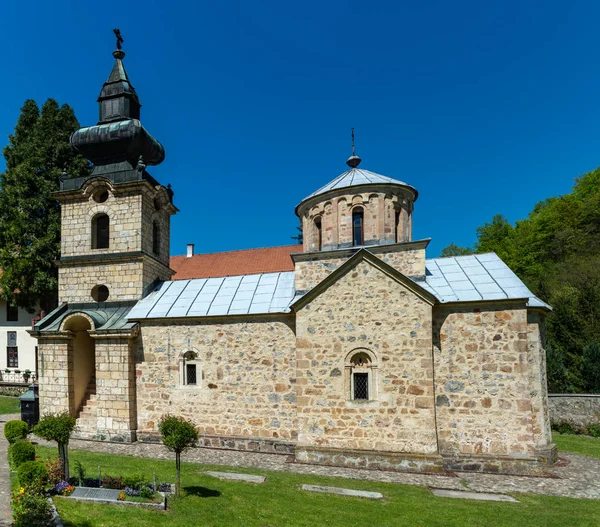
[31,302,139,443]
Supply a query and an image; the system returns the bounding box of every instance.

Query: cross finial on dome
[346,127,361,168]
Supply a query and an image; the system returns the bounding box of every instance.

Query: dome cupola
[295,134,417,253]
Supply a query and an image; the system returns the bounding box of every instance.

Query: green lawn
[0,395,20,415]
[32,445,600,527]
[553,433,600,459]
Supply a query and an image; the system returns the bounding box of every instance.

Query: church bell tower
[56,31,177,304]
[33,31,176,443]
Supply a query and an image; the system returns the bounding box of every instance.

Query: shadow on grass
[183,485,221,498]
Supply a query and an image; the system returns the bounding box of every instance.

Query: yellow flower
[18,488,24,494]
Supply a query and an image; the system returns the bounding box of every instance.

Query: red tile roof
[170,244,302,280]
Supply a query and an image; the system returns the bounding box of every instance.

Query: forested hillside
[441,168,600,393]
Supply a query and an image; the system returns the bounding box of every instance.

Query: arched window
[395,209,400,243]
[152,221,160,255]
[352,208,364,246]
[180,351,200,386]
[92,214,110,249]
[345,350,377,401]
[314,217,322,251]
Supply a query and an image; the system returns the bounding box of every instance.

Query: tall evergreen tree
[0,99,90,312]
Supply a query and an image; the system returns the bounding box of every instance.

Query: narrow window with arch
[395,209,401,243]
[314,216,322,251]
[152,221,160,255]
[346,350,376,401]
[92,213,110,249]
[181,351,200,386]
[352,207,364,246]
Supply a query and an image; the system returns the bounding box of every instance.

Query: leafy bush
[551,421,579,435]
[42,457,63,486]
[18,461,49,488]
[0,386,28,397]
[122,473,147,490]
[102,475,123,489]
[158,414,198,497]
[10,441,35,468]
[33,413,76,479]
[4,420,29,444]
[139,485,154,499]
[587,424,600,438]
[11,487,54,527]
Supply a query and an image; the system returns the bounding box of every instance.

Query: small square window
[7,306,18,322]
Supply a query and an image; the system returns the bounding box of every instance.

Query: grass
[0,395,20,415]
[32,445,600,527]
[553,433,600,459]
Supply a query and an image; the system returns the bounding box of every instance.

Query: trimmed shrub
[102,475,123,489]
[588,424,600,438]
[551,421,579,435]
[4,420,29,444]
[11,488,54,527]
[10,441,35,468]
[122,473,147,491]
[18,461,49,488]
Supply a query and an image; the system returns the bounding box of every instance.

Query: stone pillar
[527,311,557,462]
[37,334,75,416]
[93,334,137,442]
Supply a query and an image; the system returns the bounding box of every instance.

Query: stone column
[37,333,75,416]
[92,333,137,442]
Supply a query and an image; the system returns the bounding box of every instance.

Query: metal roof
[299,167,417,204]
[34,302,138,333]
[125,253,548,321]
[418,253,549,308]
[127,271,296,319]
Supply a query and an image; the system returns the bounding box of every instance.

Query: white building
[0,299,38,382]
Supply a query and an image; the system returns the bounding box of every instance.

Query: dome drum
[301,188,414,253]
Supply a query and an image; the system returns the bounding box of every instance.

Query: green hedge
[10,441,35,468]
[4,420,28,444]
[18,461,48,488]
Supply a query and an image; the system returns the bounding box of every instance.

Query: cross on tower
[113,28,124,50]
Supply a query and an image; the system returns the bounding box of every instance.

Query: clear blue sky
[0,1,598,257]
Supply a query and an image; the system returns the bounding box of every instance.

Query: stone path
[30,433,600,500]
[0,413,21,527]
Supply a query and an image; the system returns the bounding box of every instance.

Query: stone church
[32,42,556,475]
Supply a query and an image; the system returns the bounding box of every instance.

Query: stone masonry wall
[548,395,600,428]
[37,335,75,416]
[294,247,426,292]
[93,337,137,442]
[59,261,144,303]
[58,256,169,304]
[432,304,551,459]
[61,191,142,257]
[295,258,438,454]
[135,317,297,443]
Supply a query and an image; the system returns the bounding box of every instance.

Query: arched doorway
[62,315,96,414]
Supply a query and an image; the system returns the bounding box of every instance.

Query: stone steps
[76,377,98,430]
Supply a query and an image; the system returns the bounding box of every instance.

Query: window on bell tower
[153,221,160,256]
[92,213,110,249]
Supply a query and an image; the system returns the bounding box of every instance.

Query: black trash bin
[19,384,39,428]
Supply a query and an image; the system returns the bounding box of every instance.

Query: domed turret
[295,144,417,253]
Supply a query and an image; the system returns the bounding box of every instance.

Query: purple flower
[55,480,70,494]
[124,486,140,496]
